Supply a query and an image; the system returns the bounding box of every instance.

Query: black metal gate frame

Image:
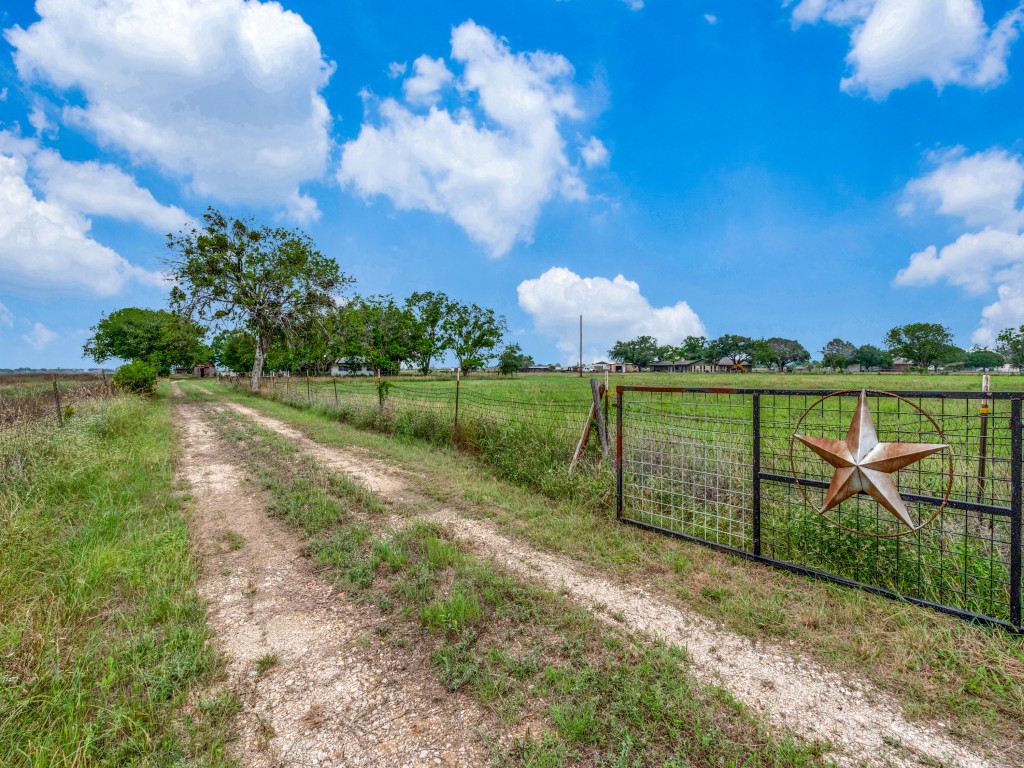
[614,385,1024,633]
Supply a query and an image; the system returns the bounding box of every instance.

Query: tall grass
[0,396,234,766]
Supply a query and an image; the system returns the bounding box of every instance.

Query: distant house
[650,357,745,373]
[591,361,640,373]
[330,361,374,377]
[192,363,216,377]
[890,357,913,372]
[525,364,562,373]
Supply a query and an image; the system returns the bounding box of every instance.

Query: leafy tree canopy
[406,291,451,375]
[820,338,856,370]
[608,335,661,368]
[167,208,350,391]
[83,307,207,376]
[853,344,892,370]
[497,343,534,375]
[442,302,507,371]
[884,323,953,369]
[996,326,1024,369]
[761,337,809,371]
[964,348,1004,369]
[704,334,755,367]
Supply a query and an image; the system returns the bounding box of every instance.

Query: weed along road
[175,380,1019,768]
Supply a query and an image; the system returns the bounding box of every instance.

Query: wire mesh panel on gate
[616,385,1024,632]
[618,388,753,551]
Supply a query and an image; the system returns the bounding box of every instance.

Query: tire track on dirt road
[215,395,1005,768]
[174,384,493,767]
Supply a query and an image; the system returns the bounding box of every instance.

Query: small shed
[193,363,216,378]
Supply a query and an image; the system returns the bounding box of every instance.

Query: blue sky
[2,0,1024,368]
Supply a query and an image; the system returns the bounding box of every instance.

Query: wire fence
[0,374,112,474]
[616,386,1024,632]
[230,373,615,475]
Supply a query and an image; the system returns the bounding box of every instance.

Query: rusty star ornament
[794,390,948,529]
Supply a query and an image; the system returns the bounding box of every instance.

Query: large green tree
[884,323,953,370]
[339,295,418,377]
[704,334,755,368]
[996,326,1024,369]
[442,302,507,371]
[762,337,809,371]
[406,291,451,375]
[964,348,1004,370]
[853,344,892,370]
[167,208,350,391]
[497,343,533,376]
[609,335,662,368]
[820,338,856,370]
[83,307,206,375]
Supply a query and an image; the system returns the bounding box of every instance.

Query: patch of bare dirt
[219,398,1004,768]
[174,385,493,767]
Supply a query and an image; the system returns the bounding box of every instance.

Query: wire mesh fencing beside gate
[616,386,1024,632]
[238,374,616,475]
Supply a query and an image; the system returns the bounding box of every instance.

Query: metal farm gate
[615,386,1024,632]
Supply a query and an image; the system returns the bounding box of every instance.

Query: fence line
[0,374,112,470]
[233,374,613,472]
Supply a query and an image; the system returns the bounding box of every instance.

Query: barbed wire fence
[0,373,112,476]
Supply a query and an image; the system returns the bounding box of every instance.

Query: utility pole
[579,314,583,378]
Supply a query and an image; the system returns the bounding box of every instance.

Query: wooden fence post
[52,373,64,427]
[333,375,339,408]
[306,371,311,403]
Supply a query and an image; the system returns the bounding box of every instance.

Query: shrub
[113,360,158,396]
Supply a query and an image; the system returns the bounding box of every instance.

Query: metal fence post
[333,375,339,408]
[1010,397,1022,630]
[52,373,64,427]
[454,367,461,432]
[616,386,624,519]
[751,392,761,557]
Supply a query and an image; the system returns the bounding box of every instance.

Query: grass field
[243,370,1022,628]
[0,390,233,766]
[198,378,1024,757]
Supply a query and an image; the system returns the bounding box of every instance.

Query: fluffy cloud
[0,131,192,233]
[22,322,57,350]
[339,21,605,257]
[5,0,334,221]
[789,0,1024,98]
[403,56,453,105]
[0,152,164,297]
[895,148,1024,344]
[901,147,1024,229]
[580,137,610,169]
[518,267,705,362]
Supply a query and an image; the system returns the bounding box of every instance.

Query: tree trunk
[250,336,268,392]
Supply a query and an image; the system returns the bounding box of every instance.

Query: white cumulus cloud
[5,0,334,221]
[0,131,192,233]
[789,0,1024,98]
[895,147,1024,344]
[0,152,164,298]
[339,20,601,257]
[580,136,610,169]
[22,322,57,350]
[403,55,453,105]
[517,267,705,363]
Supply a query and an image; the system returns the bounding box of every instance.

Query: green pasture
[232,369,1024,629]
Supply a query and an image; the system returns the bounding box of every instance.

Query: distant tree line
[609,322,1017,372]
[83,208,511,392]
